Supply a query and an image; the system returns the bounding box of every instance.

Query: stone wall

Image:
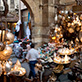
[21,0,76,47]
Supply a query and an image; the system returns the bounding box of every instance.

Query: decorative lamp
[68,28,74,33]
[15,60,21,67]
[12,60,26,76]
[5,61,11,73]
[52,36,56,40]
[6,32,14,44]
[0,45,12,61]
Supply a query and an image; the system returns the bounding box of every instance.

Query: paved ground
[9,51,30,77]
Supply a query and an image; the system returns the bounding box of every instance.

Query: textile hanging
[15,20,21,32]
[28,12,30,22]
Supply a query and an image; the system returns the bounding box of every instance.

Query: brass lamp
[0,24,14,61]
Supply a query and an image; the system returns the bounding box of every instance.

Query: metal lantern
[15,60,21,67]
[0,45,12,61]
[6,32,14,44]
[68,28,74,33]
[5,61,11,73]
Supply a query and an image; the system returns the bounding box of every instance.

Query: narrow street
[9,45,30,77]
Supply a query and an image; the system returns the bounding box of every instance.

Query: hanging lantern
[6,32,14,44]
[68,28,74,33]
[5,61,11,73]
[15,60,21,67]
[55,14,58,21]
[76,26,80,31]
[0,45,12,61]
[52,36,56,40]
[75,37,79,42]
[64,10,68,14]
[8,59,12,66]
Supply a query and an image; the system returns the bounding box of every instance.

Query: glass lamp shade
[15,60,21,67]
[68,28,74,33]
[6,32,14,44]
[5,61,11,73]
[0,46,12,61]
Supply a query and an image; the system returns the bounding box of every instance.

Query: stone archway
[21,0,44,47]
[21,0,40,24]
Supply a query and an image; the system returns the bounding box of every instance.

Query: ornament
[8,59,12,66]
[76,26,80,31]
[71,41,73,44]
[0,45,12,61]
[6,32,14,44]
[52,36,56,40]
[58,15,62,19]
[11,60,26,76]
[62,16,65,20]
[15,60,21,67]
[60,11,64,14]
[5,61,11,73]
[68,28,74,33]
[55,14,58,21]
[76,37,79,41]
[64,10,68,14]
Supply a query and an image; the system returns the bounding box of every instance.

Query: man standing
[22,43,40,79]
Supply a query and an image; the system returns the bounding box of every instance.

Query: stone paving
[9,51,30,77]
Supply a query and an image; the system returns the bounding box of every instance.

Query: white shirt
[26,48,39,61]
[26,26,30,39]
[16,20,21,32]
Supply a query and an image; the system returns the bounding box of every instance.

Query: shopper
[22,43,40,79]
